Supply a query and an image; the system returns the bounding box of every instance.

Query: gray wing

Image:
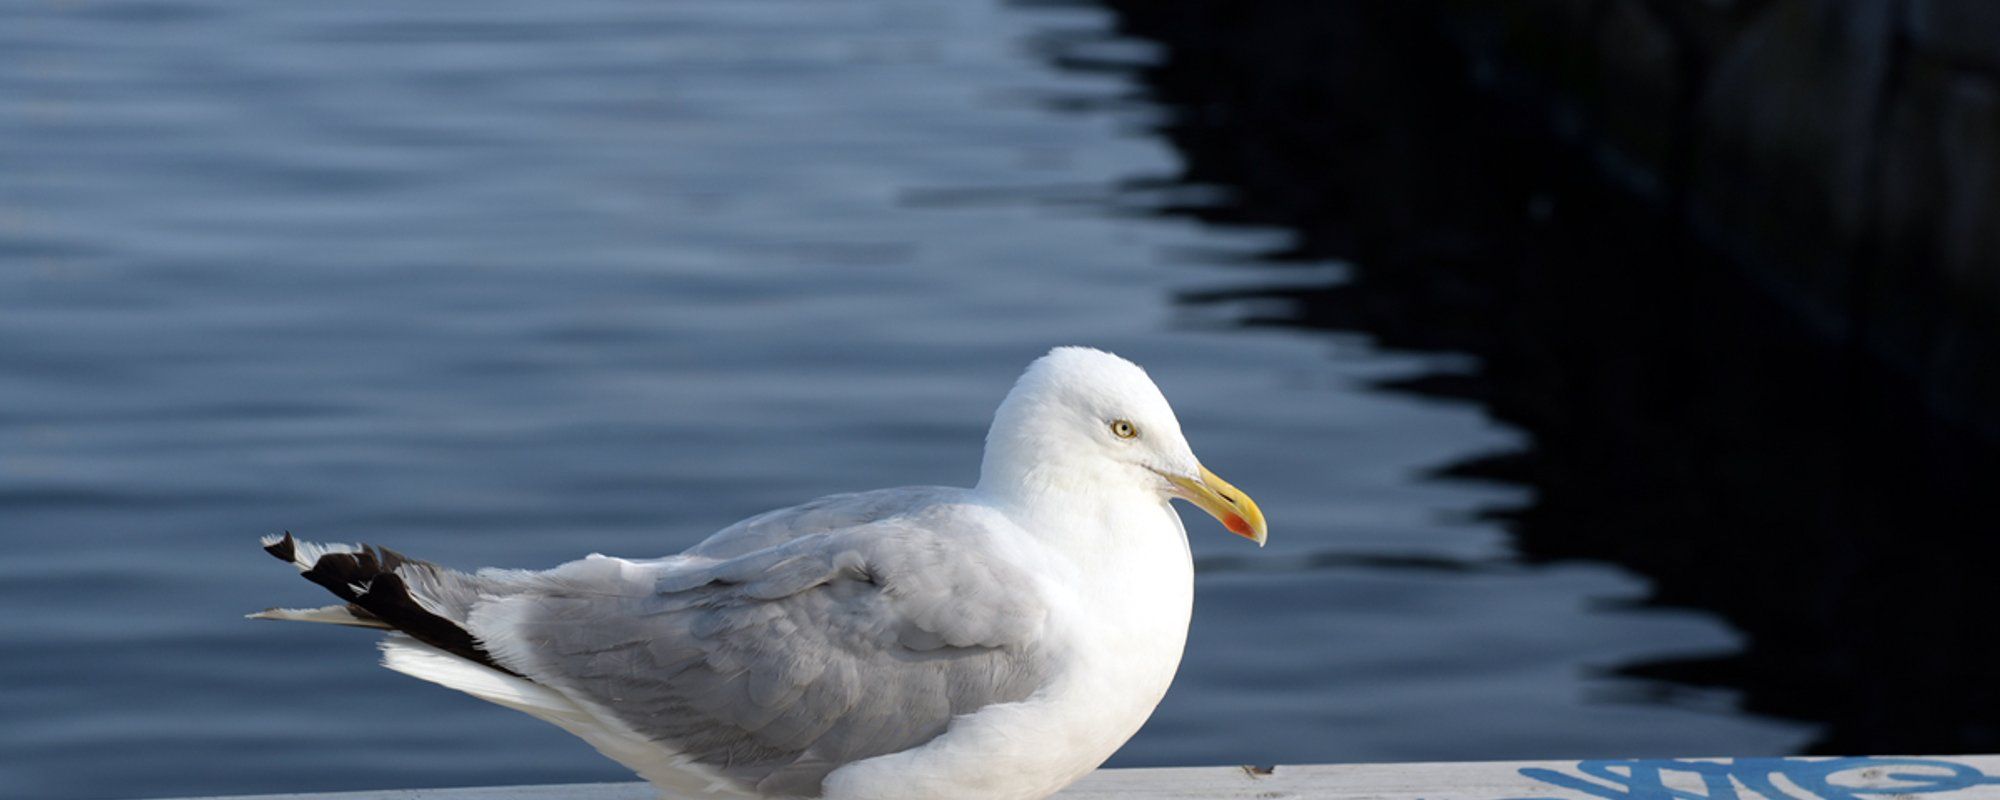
[469,496,1056,797]
[681,486,963,559]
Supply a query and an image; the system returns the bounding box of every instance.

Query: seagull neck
[979,456,1081,506]
[977,463,1159,548]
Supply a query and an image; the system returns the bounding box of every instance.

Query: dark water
[0,1,1818,798]
[1108,0,2000,758]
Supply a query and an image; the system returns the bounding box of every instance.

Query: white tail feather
[377,636,752,799]
[246,605,390,629]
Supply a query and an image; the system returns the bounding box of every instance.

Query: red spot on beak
[1223,514,1253,537]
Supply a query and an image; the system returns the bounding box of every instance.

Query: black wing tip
[270,540,520,677]
[262,531,297,563]
[301,550,362,601]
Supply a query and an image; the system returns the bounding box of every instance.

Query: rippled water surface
[0,1,1810,797]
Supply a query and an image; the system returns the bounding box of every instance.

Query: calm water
[0,0,1810,797]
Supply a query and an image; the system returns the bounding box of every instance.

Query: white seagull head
[977,346,1267,545]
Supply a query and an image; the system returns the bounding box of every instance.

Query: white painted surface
[154,755,2000,800]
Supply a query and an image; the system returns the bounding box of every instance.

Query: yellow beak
[1166,465,1268,546]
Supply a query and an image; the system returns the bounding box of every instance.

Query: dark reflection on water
[0,1,1824,798]
[1095,0,2000,754]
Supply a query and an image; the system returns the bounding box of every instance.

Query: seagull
[252,347,1267,800]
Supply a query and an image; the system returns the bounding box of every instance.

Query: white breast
[822,499,1196,800]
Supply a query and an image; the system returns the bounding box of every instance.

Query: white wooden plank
[152,755,2000,800]
[1058,757,2000,800]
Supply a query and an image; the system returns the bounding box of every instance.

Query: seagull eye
[1110,419,1138,439]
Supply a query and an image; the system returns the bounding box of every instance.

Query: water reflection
[0,0,1835,797]
[1091,0,2000,753]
